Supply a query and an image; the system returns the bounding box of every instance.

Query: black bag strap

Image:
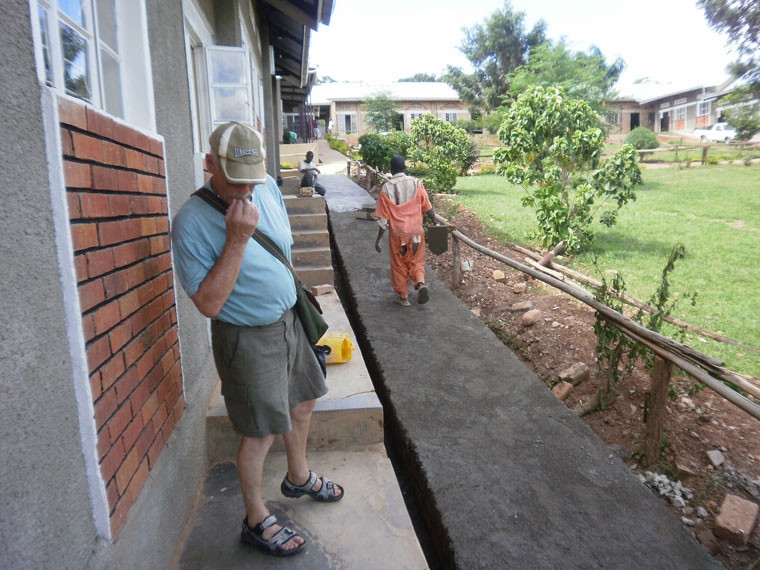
[192,186,322,313]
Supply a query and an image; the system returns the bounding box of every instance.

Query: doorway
[660,112,670,132]
[630,113,640,130]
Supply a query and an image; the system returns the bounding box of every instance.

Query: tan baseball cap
[209,122,266,184]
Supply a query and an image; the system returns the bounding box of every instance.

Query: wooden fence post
[701,146,708,165]
[452,234,461,285]
[645,356,673,465]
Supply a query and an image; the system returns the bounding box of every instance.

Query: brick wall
[59,97,184,536]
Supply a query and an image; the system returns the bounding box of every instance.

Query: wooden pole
[645,356,673,465]
[701,146,708,165]
[452,235,462,285]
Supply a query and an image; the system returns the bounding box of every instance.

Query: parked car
[694,122,736,142]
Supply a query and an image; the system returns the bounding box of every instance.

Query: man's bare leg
[282,399,342,497]
[238,435,303,549]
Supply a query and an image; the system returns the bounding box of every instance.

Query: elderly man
[374,155,437,306]
[172,122,343,558]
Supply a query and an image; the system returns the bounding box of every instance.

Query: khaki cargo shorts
[211,308,328,438]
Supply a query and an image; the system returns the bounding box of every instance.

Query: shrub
[624,127,659,150]
[482,107,509,134]
[409,114,472,193]
[358,131,411,172]
[325,133,350,155]
[725,106,760,141]
[452,118,477,133]
[280,162,295,169]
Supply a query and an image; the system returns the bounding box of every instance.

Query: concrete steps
[282,194,334,287]
[292,229,330,250]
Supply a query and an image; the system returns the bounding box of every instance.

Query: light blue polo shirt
[171,175,297,326]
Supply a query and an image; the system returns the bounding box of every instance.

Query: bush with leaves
[358,132,411,172]
[325,133,350,155]
[481,107,509,134]
[624,127,659,150]
[452,118,478,133]
[493,86,643,252]
[724,106,760,141]
[409,114,472,193]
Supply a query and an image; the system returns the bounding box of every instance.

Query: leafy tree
[316,75,337,84]
[625,127,659,150]
[506,41,624,114]
[443,1,547,110]
[724,105,760,140]
[493,86,642,252]
[362,92,401,132]
[699,0,760,98]
[398,73,439,82]
[409,115,472,193]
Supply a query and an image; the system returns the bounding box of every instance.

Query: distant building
[310,82,471,135]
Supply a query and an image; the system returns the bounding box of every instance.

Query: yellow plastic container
[316,332,354,364]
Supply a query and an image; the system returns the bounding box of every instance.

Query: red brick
[87,336,111,373]
[71,223,99,251]
[715,494,759,546]
[135,348,155,380]
[86,107,114,140]
[142,154,159,174]
[109,491,134,537]
[86,249,115,278]
[126,264,146,288]
[109,320,133,352]
[100,436,125,481]
[91,166,120,191]
[125,218,143,241]
[107,402,133,444]
[103,269,128,298]
[141,218,158,237]
[98,220,127,247]
[161,407,178,442]
[78,279,105,312]
[64,161,92,188]
[147,431,165,469]
[82,314,96,341]
[102,141,127,168]
[94,388,118,429]
[134,422,155,459]
[140,393,159,425]
[117,170,138,192]
[116,448,140,494]
[151,403,168,433]
[106,479,119,510]
[159,347,177,376]
[125,149,143,170]
[165,382,180,412]
[165,327,178,348]
[74,255,88,282]
[135,132,152,153]
[170,308,177,324]
[67,192,81,219]
[156,217,169,234]
[158,160,165,178]
[59,97,88,129]
[118,290,140,319]
[60,128,74,156]
[115,366,139,404]
[122,414,146,450]
[129,196,150,215]
[173,393,186,420]
[100,352,126,390]
[111,122,132,147]
[129,458,150,506]
[137,174,154,194]
[124,338,145,369]
[72,132,103,162]
[552,381,573,401]
[93,300,121,335]
[90,370,103,401]
[153,177,166,195]
[109,195,130,217]
[148,236,168,256]
[79,193,109,218]
[136,280,158,306]
[148,197,165,215]
[130,381,152,415]
[149,138,163,157]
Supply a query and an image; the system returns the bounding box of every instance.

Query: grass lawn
[448,164,760,378]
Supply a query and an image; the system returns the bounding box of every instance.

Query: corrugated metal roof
[615,75,730,104]
[310,82,461,104]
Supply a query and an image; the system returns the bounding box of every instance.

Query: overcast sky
[310,0,737,91]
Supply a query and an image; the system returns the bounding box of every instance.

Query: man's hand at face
[226,198,259,245]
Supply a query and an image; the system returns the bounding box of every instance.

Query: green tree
[362,92,401,132]
[724,105,760,140]
[506,41,624,114]
[316,75,337,84]
[409,115,472,193]
[443,1,547,110]
[358,132,412,172]
[699,0,760,98]
[398,73,439,82]
[493,86,642,252]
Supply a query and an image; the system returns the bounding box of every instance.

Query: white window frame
[675,106,687,121]
[205,45,254,131]
[698,101,711,116]
[30,0,155,130]
[337,112,357,135]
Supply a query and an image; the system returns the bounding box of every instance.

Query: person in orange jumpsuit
[374,155,438,306]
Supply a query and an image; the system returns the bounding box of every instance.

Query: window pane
[212,87,250,122]
[95,0,118,52]
[60,22,91,100]
[209,50,246,85]
[101,51,123,118]
[39,5,54,85]
[59,0,87,28]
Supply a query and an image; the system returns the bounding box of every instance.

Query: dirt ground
[418,194,760,569]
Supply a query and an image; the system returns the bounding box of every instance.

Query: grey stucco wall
[0,1,98,568]
[89,0,221,567]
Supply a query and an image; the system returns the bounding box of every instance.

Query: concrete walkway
[321,173,721,569]
[316,138,349,175]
